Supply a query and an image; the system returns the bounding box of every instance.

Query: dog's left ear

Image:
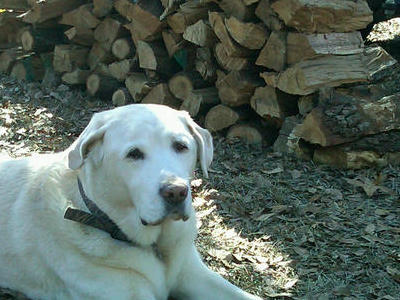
[68,111,112,170]
[181,112,213,178]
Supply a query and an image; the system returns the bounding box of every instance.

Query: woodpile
[1,0,400,169]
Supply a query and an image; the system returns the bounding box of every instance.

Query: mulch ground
[0,72,399,299]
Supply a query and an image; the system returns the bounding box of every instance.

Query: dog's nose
[159,183,188,204]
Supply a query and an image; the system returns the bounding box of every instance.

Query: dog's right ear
[67,112,111,170]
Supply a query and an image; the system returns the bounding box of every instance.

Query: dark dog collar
[64,178,131,244]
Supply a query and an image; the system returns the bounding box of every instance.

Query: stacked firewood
[1,0,399,169]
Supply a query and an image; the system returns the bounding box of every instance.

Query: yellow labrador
[0,104,261,300]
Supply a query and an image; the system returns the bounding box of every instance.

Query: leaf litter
[1,74,400,299]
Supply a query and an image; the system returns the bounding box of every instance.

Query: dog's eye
[127,148,145,160]
[173,141,188,153]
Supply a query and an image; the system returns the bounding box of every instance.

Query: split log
[295,89,400,147]
[94,18,128,51]
[10,55,45,82]
[255,0,283,31]
[112,87,132,106]
[53,44,88,73]
[167,1,209,34]
[61,68,90,85]
[214,43,250,71]
[108,58,138,81]
[162,29,184,57]
[313,131,400,169]
[227,124,263,144]
[88,42,114,70]
[256,31,286,71]
[225,16,268,50]
[195,47,216,81]
[298,93,319,116]
[125,72,153,102]
[64,27,95,47]
[183,19,216,47]
[0,0,29,10]
[216,70,263,107]
[270,0,373,33]
[168,71,208,100]
[137,40,180,76]
[115,0,163,44]
[287,32,364,65]
[20,27,65,52]
[22,0,86,24]
[250,86,298,121]
[142,83,180,108]
[204,104,249,132]
[59,4,100,29]
[180,87,220,117]
[208,11,250,57]
[274,46,397,95]
[93,0,114,18]
[213,0,255,21]
[112,38,135,60]
[86,73,121,99]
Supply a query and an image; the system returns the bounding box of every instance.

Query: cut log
[162,29,184,57]
[183,19,216,47]
[142,83,180,108]
[213,0,255,21]
[0,0,29,10]
[250,86,298,121]
[112,88,132,106]
[255,0,283,31]
[167,1,209,34]
[271,0,373,33]
[53,44,88,73]
[94,18,128,51]
[10,55,45,82]
[227,124,263,144]
[216,70,263,106]
[61,68,90,85]
[0,12,25,47]
[22,0,86,24]
[295,88,400,147]
[180,87,220,117]
[260,71,278,87]
[116,0,163,44]
[0,48,22,73]
[225,16,268,50]
[287,32,364,65]
[168,71,208,100]
[93,0,114,18]
[88,42,114,70]
[275,46,397,95]
[64,27,95,47]
[59,4,100,29]
[256,31,286,71]
[313,131,400,169]
[208,11,250,57]
[137,40,180,76]
[195,47,216,81]
[112,38,135,60]
[108,59,138,81]
[204,104,249,132]
[21,27,65,52]
[125,72,153,102]
[86,73,121,99]
[214,43,250,71]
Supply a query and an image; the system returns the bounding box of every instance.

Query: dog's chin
[141,213,189,226]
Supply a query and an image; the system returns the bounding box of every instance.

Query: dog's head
[67,104,213,227]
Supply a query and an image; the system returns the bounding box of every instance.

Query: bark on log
[225,16,268,50]
[61,68,90,85]
[287,32,364,65]
[88,42,114,70]
[256,31,286,71]
[64,27,95,46]
[21,27,65,52]
[204,104,249,132]
[86,73,121,99]
[53,44,88,73]
[112,87,133,106]
[10,55,45,82]
[0,48,22,73]
[59,4,100,29]
[167,1,209,34]
[271,0,373,33]
[162,29,184,57]
[195,47,216,81]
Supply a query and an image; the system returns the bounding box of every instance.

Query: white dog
[0,104,261,300]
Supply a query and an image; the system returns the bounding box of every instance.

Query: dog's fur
[0,104,261,300]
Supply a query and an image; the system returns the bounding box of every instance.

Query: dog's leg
[172,245,263,300]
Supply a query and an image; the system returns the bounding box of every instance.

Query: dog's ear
[181,112,213,178]
[68,111,111,170]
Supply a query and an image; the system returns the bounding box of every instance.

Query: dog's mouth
[140,212,189,226]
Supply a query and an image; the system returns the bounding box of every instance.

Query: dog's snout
[159,182,188,204]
